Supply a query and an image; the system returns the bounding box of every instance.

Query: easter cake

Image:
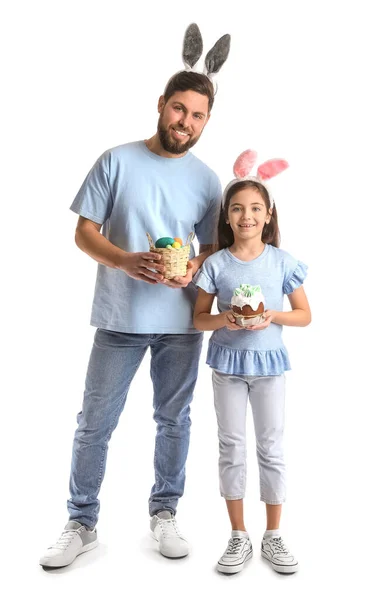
[230,284,265,326]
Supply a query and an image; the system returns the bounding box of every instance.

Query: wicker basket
[146,232,195,279]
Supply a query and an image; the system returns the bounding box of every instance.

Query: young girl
[193,149,311,575]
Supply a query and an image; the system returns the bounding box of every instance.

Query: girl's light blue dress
[194,245,308,376]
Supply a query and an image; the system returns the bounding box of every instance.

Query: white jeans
[212,370,286,504]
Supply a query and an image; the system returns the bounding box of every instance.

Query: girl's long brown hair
[217,180,280,250]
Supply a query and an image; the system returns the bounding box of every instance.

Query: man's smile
[171,127,190,139]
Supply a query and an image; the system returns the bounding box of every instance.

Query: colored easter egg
[166,244,173,249]
[173,237,183,246]
[155,237,175,248]
[172,242,181,249]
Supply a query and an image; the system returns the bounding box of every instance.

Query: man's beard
[157,115,199,154]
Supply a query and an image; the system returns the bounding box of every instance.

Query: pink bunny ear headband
[222,150,289,209]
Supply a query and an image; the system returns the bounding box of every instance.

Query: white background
[1,0,374,598]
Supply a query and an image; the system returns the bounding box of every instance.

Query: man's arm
[75,216,165,284]
[75,217,124,269]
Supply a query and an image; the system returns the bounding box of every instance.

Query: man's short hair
[163,71,215,113]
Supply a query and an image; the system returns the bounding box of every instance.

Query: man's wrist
[114,249,129,270]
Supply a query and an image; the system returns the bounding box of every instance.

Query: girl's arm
[266,286,311,327]
[248,286,311,331]
[193,288,241,331]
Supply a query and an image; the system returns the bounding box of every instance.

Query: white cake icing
[231,284,264,312]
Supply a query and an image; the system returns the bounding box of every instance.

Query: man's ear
[158,95,165,114]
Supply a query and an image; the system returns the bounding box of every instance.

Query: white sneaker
[217,530,253,574]
[39,520,98,568]
[150,510,189,558]
[261,534,298,574]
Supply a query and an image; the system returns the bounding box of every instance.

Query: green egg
[155,237,175,248]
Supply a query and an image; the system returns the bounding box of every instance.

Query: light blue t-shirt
[194,245,308,376]
[70,141,222,333]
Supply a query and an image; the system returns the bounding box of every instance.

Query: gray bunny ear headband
[182,23,231,77]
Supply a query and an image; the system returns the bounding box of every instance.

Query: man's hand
[120,252,165,284]
[161,260,194,288]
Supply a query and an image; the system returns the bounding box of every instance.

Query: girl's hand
[246,310,274,331]
[223,311,243,331]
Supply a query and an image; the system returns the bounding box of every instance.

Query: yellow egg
[172,242,181,249]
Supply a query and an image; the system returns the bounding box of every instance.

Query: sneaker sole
[150,532,189,559]
[217,548,253,574]
[261,550,299,574]
[40,540,99,568]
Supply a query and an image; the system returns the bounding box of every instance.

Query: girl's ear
[257,159,289,181]
[182,23,204,69]
[233,150,258,178]
[267,207,273,223]
[204,33,231,75]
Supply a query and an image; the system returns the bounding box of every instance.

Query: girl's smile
[227,188,271,240]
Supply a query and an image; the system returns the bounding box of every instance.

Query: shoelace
[226,537,245,555]
[269,536,289,555]
[159,518,182,539]
[50,530,79,550]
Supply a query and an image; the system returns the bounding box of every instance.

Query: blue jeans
[67,329,203,528]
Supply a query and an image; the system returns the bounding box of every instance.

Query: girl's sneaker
[261,534,299,574]
[217,530,253,574]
